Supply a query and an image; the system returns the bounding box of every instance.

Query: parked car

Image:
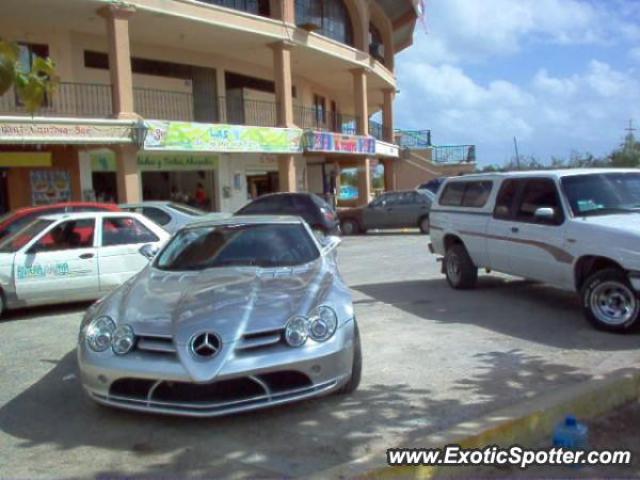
[0,212,169,317]
[77,215,360,416]
[430,169,640,333]
[338,190,433,235]
[235,193,339,235]
[0,202,120,241]
[417,177,446,195]
[120,201,228,233]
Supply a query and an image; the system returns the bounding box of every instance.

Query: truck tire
[418,216,430,234]
[581,268,640,333]
[340,219,360,236]
[0,292,3,319]
[338,320,362,395]
[444,244,478,289]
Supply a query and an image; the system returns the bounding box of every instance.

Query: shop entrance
[0,169,8,214]
[92,172,118,203]
[246,172,278,200]
[142,170,217,211]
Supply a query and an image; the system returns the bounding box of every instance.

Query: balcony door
[192,67,219,123]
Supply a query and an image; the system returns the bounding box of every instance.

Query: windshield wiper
[580,207,640,217]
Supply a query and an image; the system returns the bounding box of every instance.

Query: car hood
[573,213,640,235]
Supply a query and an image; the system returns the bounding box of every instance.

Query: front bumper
[78,320,355,417]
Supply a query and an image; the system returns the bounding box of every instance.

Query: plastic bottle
[552,415,589,450]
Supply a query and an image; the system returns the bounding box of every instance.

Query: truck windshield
[562,173,640,217]
[155,223,320,271]
[0,219,54,253]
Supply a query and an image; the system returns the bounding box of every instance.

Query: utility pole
[513,136,521,170]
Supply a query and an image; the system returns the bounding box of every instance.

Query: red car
[0,202,121,240]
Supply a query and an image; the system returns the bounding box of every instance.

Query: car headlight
[85,316,116,352]
[112,324,135,355]
[285,316,309,347]
[308,306,338,342]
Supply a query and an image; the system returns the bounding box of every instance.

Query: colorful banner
[90,151,219,172]
[31,170,71,205]
[303,131,376,155]
[144,121,303,153]
[0,120,137,145]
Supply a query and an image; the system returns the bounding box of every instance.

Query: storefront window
[295,0,354,47]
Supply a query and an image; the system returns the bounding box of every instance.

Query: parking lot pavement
[2,232,640,479]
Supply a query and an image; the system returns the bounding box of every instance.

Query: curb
[313,367,640,479]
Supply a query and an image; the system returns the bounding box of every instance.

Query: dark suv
[235,193,339,235]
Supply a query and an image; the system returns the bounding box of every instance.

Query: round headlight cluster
[85,316,135,355]
[284,306,338,347]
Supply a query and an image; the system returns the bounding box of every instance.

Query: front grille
[136,334,176,355]
[105,371,324,414]
[236,328,284,352]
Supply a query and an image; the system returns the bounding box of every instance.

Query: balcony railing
[294,106,359,135]
[395,129,432,148]
[433,145,476,164]
[368,120,394,142]
[0,82,113,118]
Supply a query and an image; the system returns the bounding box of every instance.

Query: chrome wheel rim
[590,281,637,326]
[342,221,355,235]
[447,253,461,284]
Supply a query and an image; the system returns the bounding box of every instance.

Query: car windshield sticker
[576,200,603,213]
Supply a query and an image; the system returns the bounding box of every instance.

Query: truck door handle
[79,253,94,259]
[511,227,520,234]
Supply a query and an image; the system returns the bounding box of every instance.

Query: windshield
[0,219,54,253]
[155,223,320,271]
[167,203,206,217]
[562,173,640,217]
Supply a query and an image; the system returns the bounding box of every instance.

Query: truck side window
[462,181,493,208]
[439,182,466,206]
[493,180,519,219]
[515,179,564,225]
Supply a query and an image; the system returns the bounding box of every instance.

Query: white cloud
[395,0,640,165]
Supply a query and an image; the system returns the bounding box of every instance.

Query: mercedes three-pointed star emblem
[189,332,222,359]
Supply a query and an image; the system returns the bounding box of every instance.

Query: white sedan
[0,211,169,317]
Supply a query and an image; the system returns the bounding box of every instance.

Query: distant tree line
[479,126,640,172]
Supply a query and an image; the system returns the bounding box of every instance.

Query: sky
[394,0,640,167]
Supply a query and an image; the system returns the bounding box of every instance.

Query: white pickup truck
[429,169,640,333]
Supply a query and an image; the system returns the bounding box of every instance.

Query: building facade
[0,0,421,213]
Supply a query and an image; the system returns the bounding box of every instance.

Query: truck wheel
[340,219,360,236]
[418,216,430,234]
[444,244,478,289]
[581,269,640,333]
[338,320,362,395]
[0,292,3,318]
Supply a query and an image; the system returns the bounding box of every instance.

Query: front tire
[581,269,640,333]
[340,219,360,236]
[338,321,362,394]
[418,216,430,234]
[444,244,478,289]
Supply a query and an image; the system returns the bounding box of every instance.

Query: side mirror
[321,235,341,256]
[534,207,556,221]
[139,243,160,260]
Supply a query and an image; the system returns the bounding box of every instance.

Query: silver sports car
[77,215,360,417]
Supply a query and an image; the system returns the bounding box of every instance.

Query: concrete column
[99,4,136,119]
[270,0,295,22]
[278,155,297,193]
[382,88,395,143]
[114,146,141,203]
[352,68,369,136]
[271,41,295,128]
[383,158,396,192]
[357,157,372,206]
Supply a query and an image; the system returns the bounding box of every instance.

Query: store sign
[31,170,71,205]
[90,151,219,172]
[0,152,52,167]
[0,120,138,145]
[144,121,303,153]
[375,140,400,158]
[303,131,376,155]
